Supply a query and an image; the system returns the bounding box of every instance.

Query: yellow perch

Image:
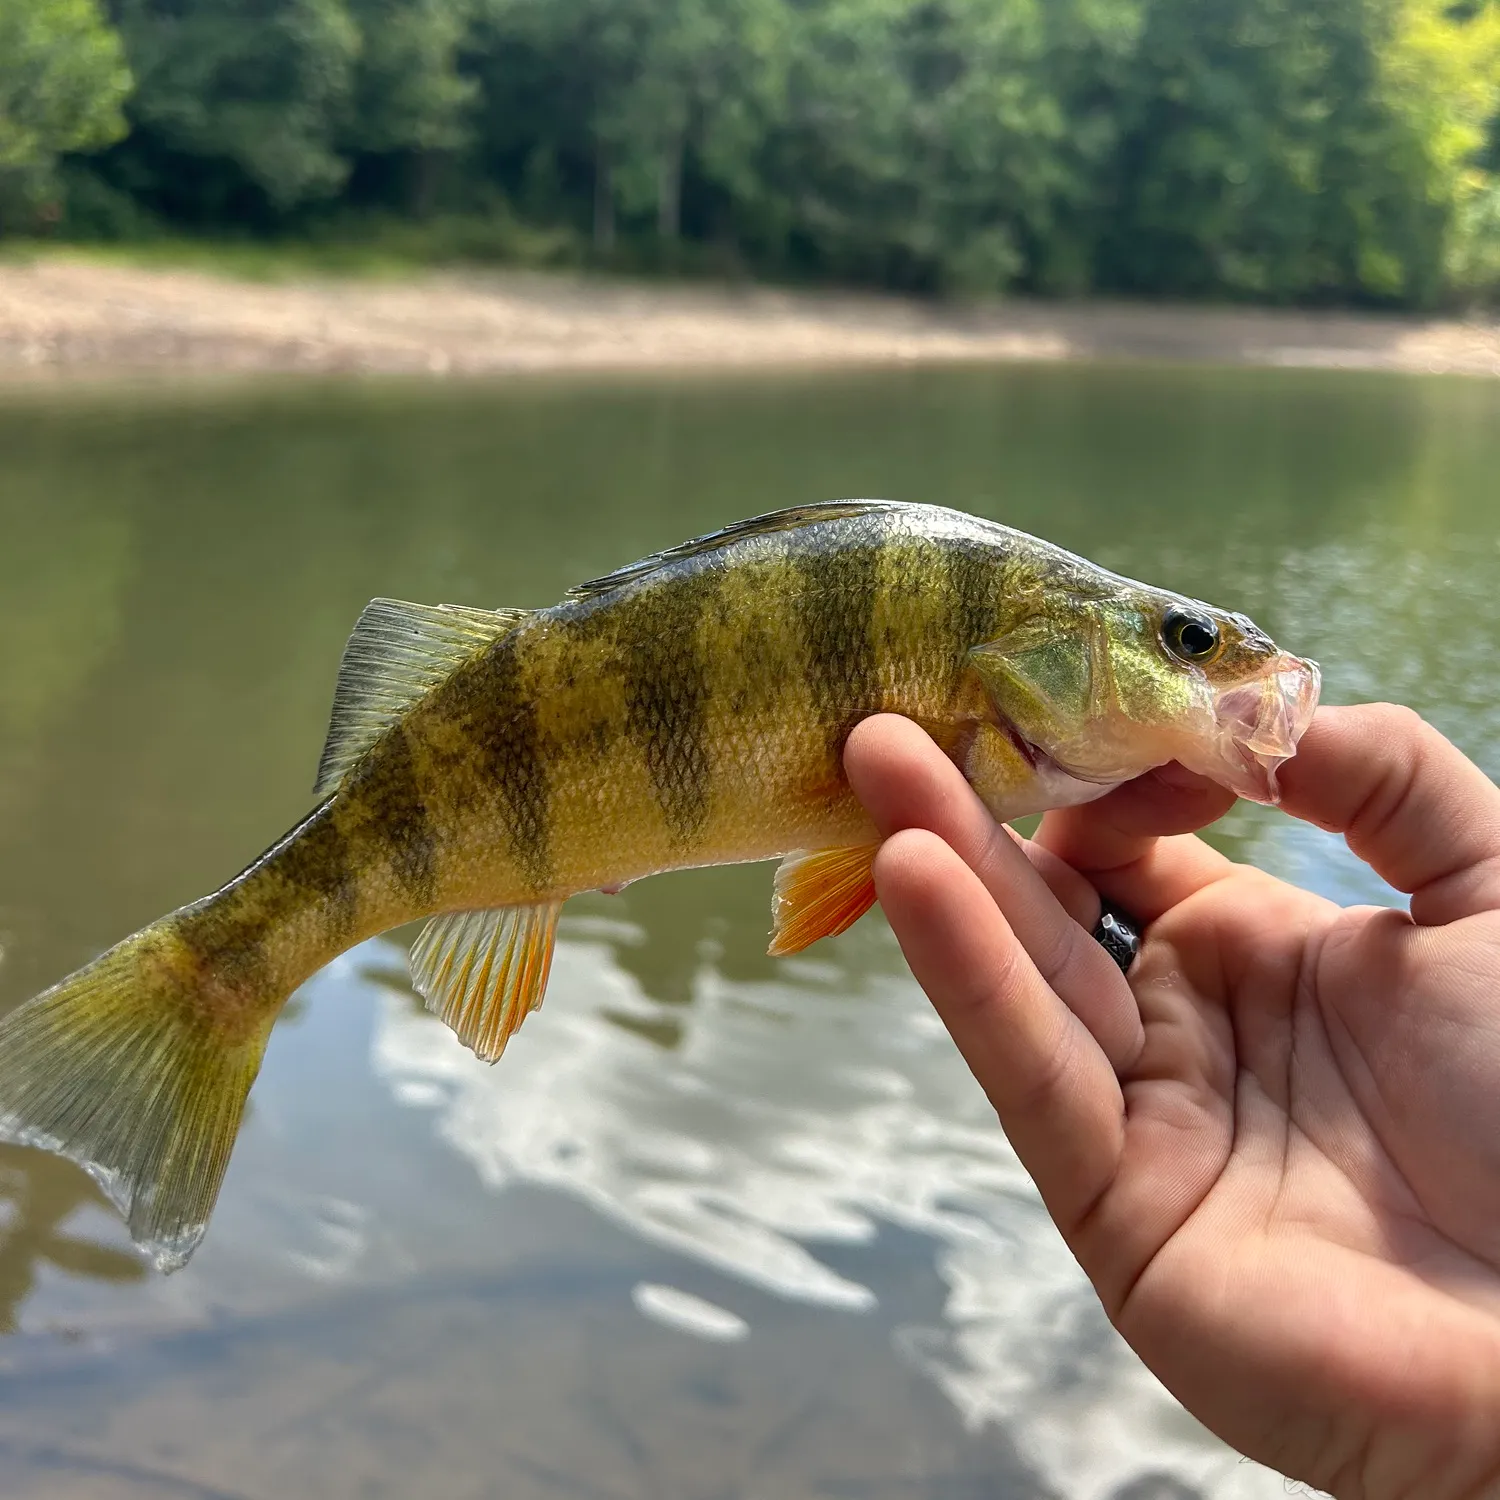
[0,501,1320,1271]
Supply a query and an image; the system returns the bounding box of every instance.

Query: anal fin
[768,845,879,957]
[409,902,562,1062]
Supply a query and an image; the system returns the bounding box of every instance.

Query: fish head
[969,587,1320,804]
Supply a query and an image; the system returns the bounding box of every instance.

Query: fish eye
[1162,606,1222,664]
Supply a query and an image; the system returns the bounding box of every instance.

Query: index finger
[1275,703,1500,926]
[844,714,1143,1069]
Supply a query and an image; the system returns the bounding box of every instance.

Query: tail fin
[0,924,275,1272]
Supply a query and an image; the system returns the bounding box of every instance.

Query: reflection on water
[0,1147,146,1332]
[0,364,1495,1498]
[371,912,1258,1498]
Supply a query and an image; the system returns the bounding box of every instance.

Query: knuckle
[968,935,1028,1017]
[976,819,1021,876]
[1357,701,1427,745]
[1013,1012,1083,1118]
[1028,918,1085,990]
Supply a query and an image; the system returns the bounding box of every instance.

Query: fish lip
[1210,654,1322,804]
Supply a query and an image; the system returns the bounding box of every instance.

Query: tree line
[3,0,1499,305]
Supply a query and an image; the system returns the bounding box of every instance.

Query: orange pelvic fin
[409,902,563,1062]
[768,844,880,957]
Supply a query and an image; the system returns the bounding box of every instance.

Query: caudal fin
[0,924,274,1272]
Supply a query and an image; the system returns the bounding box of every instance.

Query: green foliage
[469,0,792,252]
[1383,0,1500,302]
[1448,181,1500,301]
[109,0,360,216]
[21,0,1500,306]
[752,0,1144,291]
[346,0,476,154]
[0,0,131,227]
[1089,0,1494,303]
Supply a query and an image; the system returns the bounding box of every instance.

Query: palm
[1304,908,1500,1265]
[1099,885,1500,1489]
[845,706,1500,1499]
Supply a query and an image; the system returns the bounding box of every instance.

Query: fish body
[0,501,1320,1271]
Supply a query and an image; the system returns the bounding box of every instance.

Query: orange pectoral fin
[768,844,880,957]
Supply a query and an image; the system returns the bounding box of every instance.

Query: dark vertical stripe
[272,811,361,943]
[180,804,361,993]
[173,899,277,998]
[360,726,437,906]
[795,524,884,739]
[944,539,1002,682]
[619,569,721,843]
[470,633,552,889]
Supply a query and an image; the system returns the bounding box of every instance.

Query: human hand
[844,706,1500,1500]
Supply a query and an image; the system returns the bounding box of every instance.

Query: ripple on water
[371,919,1293,1500]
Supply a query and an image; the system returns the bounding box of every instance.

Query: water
[0,363,1496,1499]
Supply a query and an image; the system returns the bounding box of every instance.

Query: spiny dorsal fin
[409,902,563,1063]
[565,500,904,603]
[314,599,530,796]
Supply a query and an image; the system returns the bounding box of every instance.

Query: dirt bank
[2,255,1499,381]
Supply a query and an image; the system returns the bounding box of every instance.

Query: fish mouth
[1204,653,1322,804]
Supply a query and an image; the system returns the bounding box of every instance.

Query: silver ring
[1092,903,1140,973]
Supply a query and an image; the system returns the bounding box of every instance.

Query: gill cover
[968,606,1103,750]
[968,604,1175,784]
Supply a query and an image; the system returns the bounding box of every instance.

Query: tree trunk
[593,143,615,253]
[657,131,682,242]
[410,150,437,218]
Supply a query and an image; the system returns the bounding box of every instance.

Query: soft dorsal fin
[314,599,529,796]
[409,901,563,1062]
[564,500,903,603]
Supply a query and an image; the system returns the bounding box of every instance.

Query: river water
[0,363,1496,1500]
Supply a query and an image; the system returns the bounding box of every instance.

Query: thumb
[1274,705,1500,926]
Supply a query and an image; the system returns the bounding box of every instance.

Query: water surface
[0,364,1497,1499]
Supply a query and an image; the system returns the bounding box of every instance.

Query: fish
[0,500,1320,1272]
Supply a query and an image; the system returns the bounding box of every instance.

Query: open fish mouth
[1207,653,1322,804]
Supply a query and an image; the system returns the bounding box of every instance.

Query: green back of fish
[342,501,1064,910]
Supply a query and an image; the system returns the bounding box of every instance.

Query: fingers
[1023,838,1104,930]
[1038,764,1234,873]
[844,716,1097,918]
[845,714,1143,1072]
[1275,705,1500,926]
[873,828,1126,1232]
[1035,766,1239,923]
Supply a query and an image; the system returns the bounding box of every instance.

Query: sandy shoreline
[2,255,1499,381]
